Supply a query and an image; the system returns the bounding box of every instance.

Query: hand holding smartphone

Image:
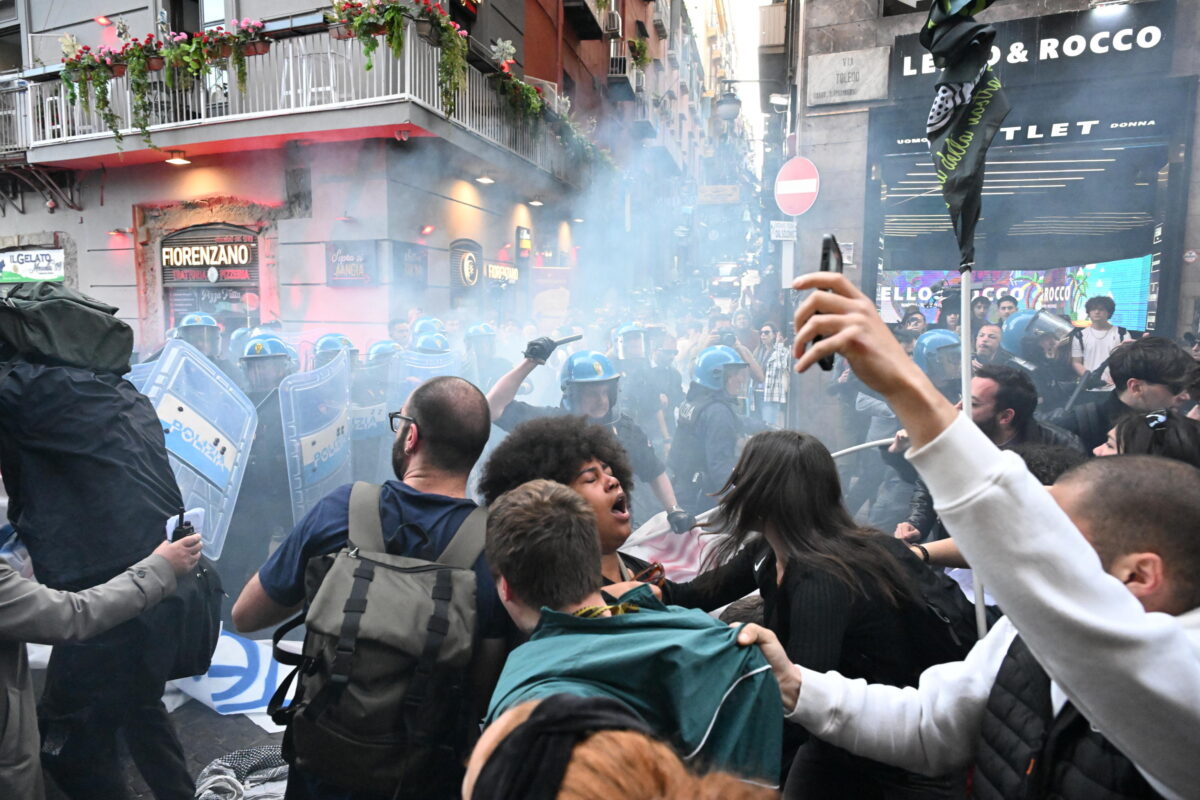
[816,234,844,371]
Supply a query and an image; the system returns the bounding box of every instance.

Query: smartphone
[816,234,843,371]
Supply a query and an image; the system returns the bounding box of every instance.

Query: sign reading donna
[161,223,259,285]
[0,248,65,283]
[890,0,1174,99]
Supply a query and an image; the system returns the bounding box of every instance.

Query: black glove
[667,509,695,534]
[523,336,558,364]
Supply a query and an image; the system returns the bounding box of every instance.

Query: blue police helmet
[315,333,354,354]
[559,350,619,394]
[412,317,446,337]
[465,323,497,339]
[241,336,290,360]
[1000,310,1039,355]
[367,340,401,362]
[913,329,961,381]
[693,345,747,391]
[178,312,219,329]
[413,333,450,354]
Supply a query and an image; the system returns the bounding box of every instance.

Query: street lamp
[716,91,742,122]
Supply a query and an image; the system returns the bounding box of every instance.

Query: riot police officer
[668,345,750,516]
[610,323,664,446]
[312,333,359,369]
[487,339,694,532]
[463,323,511,393]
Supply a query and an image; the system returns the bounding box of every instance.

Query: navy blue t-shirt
[258,480,507,639]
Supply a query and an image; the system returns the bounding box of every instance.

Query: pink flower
[228,19,239,28]
[458,29,468,37]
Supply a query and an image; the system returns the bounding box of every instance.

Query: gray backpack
[268,482,487,798]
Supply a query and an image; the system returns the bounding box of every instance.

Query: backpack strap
[436,505,487,569]
[347,481,385,553]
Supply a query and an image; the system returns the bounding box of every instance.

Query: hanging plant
[327,0,387,70]
[416,1,468,115]
[628,38,650,71]
[161,31,210,89]
[123,35,164,150]
[60,46,99,112]
[488,40,543,121]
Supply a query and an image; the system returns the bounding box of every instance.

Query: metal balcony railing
[563,0,605,40]
[0,86,30,158]
[19,24,578,184]
[652,0,669,38]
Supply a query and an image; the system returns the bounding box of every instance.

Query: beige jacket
[0,553,176,800]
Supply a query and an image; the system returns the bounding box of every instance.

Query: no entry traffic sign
[774,157,820,216]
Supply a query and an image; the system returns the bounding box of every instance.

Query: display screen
[876,254,1152,330]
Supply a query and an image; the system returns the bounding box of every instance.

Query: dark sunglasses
[389,412,416,433]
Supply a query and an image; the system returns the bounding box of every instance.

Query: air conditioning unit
[634,69,645,93]
[524,77,561,114]
[604,11,622,37]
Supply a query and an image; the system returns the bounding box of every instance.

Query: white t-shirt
[1070,324,1128,375]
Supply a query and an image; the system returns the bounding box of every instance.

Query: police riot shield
[139,340,258,560]
[351,358,393,484]
[125,361,154,393]
[278,350,352,526]
[385,348,461,411]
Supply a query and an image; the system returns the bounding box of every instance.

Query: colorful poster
[0,249,65,282]
[876,254,1152,330]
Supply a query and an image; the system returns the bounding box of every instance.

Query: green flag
[921,0,1010,269]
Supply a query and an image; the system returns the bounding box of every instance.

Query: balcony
[760,3,787,49]
[564,0,605,40]
[645,126,683,175]
[653,0,669,38]
[0,86,29,163]
[607,39,636,102]
[15,25,584,186]
[632,92,657,139]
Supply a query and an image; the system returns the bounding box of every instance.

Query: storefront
[160,223,263,334]
[865,0,1193,333]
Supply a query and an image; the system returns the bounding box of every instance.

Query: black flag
[921,0,1011,269]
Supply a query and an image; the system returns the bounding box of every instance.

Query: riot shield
[278,351,352,526]
[139,340,258,560]
[125,361,154,393]
[351,358,393,483]
[386,348,461,410]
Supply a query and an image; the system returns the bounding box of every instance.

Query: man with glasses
[1052,337,1196,450]
[231,376,508,800]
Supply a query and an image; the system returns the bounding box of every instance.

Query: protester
[740,270,1200,800]
[1092,408,1200,468]
[482,480,782,782]
[1052,336,1194,450]
[901,310,928,334]
[486,342,691,531]
[0,533,201,800]
[757,325,792,427]
[969,295,992,332]
[232,376,508,800]
[464,696,776,800]
[972,322,1004,366]
[894,364,1082,543]
[1070,296,1131,382]
[479,415,655,584]
[995,294,1019,323]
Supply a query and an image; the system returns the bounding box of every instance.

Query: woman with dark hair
[1093,409,1200,468]
[700,430,961,799]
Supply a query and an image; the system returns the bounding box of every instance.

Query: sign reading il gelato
[0,249,65,283]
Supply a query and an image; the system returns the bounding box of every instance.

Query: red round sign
[774,157,820,216]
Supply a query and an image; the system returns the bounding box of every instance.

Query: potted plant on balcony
[60,40,101,112]
[488,40,544,122]
[628,38,650,71]
[123,34,165,149]
[326,0,394,70]
[161,30,211,89]
[416,0,469,116]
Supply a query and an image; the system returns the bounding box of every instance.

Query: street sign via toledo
[774,157,820,217]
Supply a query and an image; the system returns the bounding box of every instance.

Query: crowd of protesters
[4,273,1200,800]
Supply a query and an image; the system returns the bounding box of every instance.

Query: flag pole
[959,264,987,637]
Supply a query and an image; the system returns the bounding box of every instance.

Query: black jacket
[1049,391,1131,452]
[974,635,1161,799]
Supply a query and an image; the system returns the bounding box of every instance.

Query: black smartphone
[816,234,843,371]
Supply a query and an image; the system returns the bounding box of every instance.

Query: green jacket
[486,585,782,783]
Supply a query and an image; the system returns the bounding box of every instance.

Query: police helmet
[560,351,620,417]
[226,326,251,360]
[1001,309,1075,359]
[693,345,747,391]
[367,340,401,362]
[412,317,446,338]
[465,323,497,339]
[241,336,290,360]
[913,329,961,384]
[179,312,219,330]
[413,333,450,354]
[177,312,221,356]
[314,333,358,367]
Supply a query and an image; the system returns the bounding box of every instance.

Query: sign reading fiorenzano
[0,248,65,283]
[161,223,259,285]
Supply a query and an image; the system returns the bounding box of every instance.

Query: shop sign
[484,262,519,283]
[890,0,1174,99]
[1184,249,1197,264]
[459,251,480,286]
[807,47,890,106]
[325,241,377,287]
[0,248,65,283]
[516,226,533,256]
[698,185,741,204]
[162,224,259,285]
[395,243,428,281]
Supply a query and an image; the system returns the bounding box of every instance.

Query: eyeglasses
[389,412,416,433]
[631,562,667,588]
[760,329,773,336]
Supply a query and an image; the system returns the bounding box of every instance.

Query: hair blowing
[708,430,918,607]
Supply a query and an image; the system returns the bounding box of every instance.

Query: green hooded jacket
[485,585,782,783]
